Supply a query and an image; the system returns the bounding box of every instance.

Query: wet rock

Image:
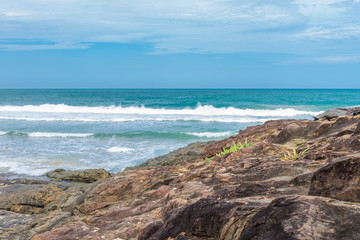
[309,154,360,202]
[46,168,111,183]
[238,195,360,240]
[314,105,360,120]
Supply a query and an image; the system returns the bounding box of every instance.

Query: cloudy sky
[1,0,359,88]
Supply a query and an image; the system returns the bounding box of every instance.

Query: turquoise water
[0,89,359,176]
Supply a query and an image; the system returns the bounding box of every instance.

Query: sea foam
[185,131,235,138]
[0,104,322,117]
[107,147,133,153]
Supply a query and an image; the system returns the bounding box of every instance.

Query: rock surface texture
[1,108,360,240]
[314,105,360,120]
[46,168,111,183]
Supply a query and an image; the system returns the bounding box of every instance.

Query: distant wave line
[1,131,237,139]
[0,116,279,123]
[0,104,322,117]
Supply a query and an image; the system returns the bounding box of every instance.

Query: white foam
[28,132,93,138]
[0,160,53,176]
[0,131,7,136]
[185,131,235,138]
[0,104,322,117]
[107,147,133,153]
[0,116,284,123]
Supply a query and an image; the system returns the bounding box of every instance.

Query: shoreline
[1,106,360,239]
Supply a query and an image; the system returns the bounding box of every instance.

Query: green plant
[203,157,212,163]
[281,147,309,161]
[216,139,254,157]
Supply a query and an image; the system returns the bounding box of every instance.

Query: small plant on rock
[216,139,254,157]
[281,147,309,161]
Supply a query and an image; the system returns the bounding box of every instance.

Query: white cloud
[315,56,360,63]
[292,24,360,40]
[0,0,359,55]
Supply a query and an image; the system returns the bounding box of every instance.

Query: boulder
[0,180,70,214]
[238,195,360,240]
[46,168,111,183]
[140,198,243,240]
[308,154,360,202]
[314,105,360,120]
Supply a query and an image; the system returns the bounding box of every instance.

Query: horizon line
[1,88,360,90]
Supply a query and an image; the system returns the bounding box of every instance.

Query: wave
[107,147,133,153]
[185,131,235,138]
[1,131,236,139]
[0,116,280,123]
[0,103,322,117]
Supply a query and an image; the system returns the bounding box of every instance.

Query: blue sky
[0,0,360,88]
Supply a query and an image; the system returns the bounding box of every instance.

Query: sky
[0,0,360,88]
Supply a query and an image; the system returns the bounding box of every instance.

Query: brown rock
[238,195,360,240]
[46,168,111,183]
[0,181,70,214]
[309,154,360,202]
[142,199,243,240]
[290,171,315,187]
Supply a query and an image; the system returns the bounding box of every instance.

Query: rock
[0,178,87,216]
[126,141,212,170]
[46,168,111,183]
[238,195,360,240]
[212,176,293,199]
[0,210,34,240]
[314,105,360,120]
[0,180,70,214]
[142,199,243,240]
[308,154,360,202]
[0,210,33,230]
[290,171,315,187]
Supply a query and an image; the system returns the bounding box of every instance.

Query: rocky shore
[1,107,360,239]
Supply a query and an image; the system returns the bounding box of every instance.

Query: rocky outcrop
[127,141,211,170]
[142,195,360,240]
[0,179,81,239]
[238,195,360,240]
[2,109,360,239]
[46,168,111,183]
[309,154,360,202]
[140,198,244,240]
[314,105,360,120]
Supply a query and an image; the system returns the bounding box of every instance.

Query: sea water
[0,89,359,177]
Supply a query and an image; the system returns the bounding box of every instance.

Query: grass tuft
[281,147,309,161]
[216,139,254,157]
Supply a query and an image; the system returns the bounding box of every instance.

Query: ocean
[0,89,359,177]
